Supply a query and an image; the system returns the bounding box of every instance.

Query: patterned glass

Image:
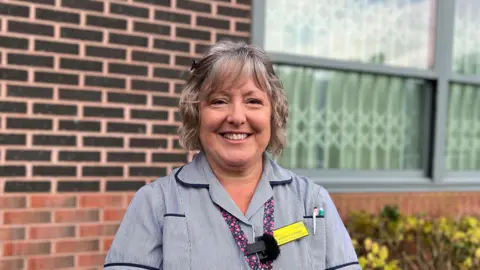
[452,0,480,75]
[264,0,436,69]
[274,65,428,170]
[446,84,480,170]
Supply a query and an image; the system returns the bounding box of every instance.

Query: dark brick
[84,136,123,148]
[0,134,26,145]
[154,10,190,24]
[173,139,182,149]
[107,152,145,162]
[174,111,181,121]
[61,27,103,42]
[175,55,199,67]
[108,92,147,105]
[218,6,249,18]
[176,27,210,41]
[61,0,103,12]
[0,166,25,177]
[152,153,187,163]
[35,71,78,85]
[7,85,53,99]
[153,96,179,107]
[195,43,210,54]
[217,33,248,43]
[197,16,229,30]
[82,166,123,177]
[106,181,145,191]
[129,138,167,148]
[59,151,100,162]
[0,101,27,113]
[131,79,169,92]
[131,109,168,120]
[6,150,51,161]
[176,0,210,13]
[153,39,189,52]
[33,135,76,146]
[236,22,250,32]
[129,166,166,176]
[87,15,127,30]
[7,118,52,130]
[16,0,55,5]
[0,3,30,17]
[107,122,146,134]
[111,3,148,18]
[84,106,124,118]
[85,76,125,89]
[0,68,27,81]
[108,63,147,76]
[60,58,102,72]
[34,103,77,116]
[59,120,101,132]
[35,40,79,55]
[36,8,80,23]
[8,53,53,67]
[33,166,76,176]
[154,68,186,80]
[5,181,51,193]
[8,20,53,36]
[109,33,147,47]
[134,0,170,7]
[0,35,28,49]
[134,22,170,35]
[152,125,179,134]
[132,51,169,64]
[237,0,251,4]
[175,83,185,93]
[59,88,101,102]
[86,45,125,59]
[57,181,99,192]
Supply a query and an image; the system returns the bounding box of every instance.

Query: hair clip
[190,60,200,71]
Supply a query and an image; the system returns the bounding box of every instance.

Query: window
[252,0,480,190]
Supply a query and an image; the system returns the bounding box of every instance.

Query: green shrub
[345,205,480,270]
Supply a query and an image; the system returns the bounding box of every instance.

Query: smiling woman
[104,41,360,270]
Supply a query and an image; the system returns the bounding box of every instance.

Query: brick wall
[0,0,250,269]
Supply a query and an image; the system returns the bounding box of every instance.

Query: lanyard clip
[245,233,280,263]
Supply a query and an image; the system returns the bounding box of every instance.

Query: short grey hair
[178,40,289,157]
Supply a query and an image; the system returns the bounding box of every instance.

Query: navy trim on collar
[270,178,292,186]
[175,166,209,189]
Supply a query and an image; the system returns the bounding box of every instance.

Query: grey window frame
[251,0,480,192]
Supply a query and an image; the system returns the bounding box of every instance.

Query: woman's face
[199,77,272,170]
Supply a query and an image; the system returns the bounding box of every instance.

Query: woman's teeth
[223,133,248,140]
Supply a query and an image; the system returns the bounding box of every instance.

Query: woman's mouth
[220,133,252,141]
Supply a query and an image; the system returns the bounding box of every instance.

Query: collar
[174,151,293,189]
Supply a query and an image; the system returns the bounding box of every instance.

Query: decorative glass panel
[274,65,428,170]
[452,0,480,75]
[264,0,436,69]
[446,84,480,170]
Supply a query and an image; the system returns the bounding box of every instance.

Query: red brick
[80,195,124,208]
[4,242,51,256]
[4,211,51,224]
[31,195,76,208]
[0,258,24,270]
[29,225,75,239]
[0,196,26,209]
[28,256,74,270]
[78,253,107,267]
[56,239,99,253]
[79,224,119,237]
[103,209,125,221]
[55,209,99,223]
[0,227,25,240]
[103,238,113,251]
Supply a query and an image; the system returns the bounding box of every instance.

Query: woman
[104,41,360,270]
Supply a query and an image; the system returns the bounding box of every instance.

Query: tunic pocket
[303,216,326,270]
[163,214,191,270]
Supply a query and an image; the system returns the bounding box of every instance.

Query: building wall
[0,1,478,270]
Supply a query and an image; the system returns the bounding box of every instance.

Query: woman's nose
[226,103,246,126]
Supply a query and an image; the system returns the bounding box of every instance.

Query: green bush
[345,205,480,270]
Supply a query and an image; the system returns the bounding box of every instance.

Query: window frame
[251,0,480,192]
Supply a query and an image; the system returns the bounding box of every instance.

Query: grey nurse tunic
[104,152,361,270]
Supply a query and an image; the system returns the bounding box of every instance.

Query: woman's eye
[248,99,262,105]
[211,99,227,105]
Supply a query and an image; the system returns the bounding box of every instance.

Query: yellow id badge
[273,221,309,246]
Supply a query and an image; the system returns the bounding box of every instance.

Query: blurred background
[0,0,479,269]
